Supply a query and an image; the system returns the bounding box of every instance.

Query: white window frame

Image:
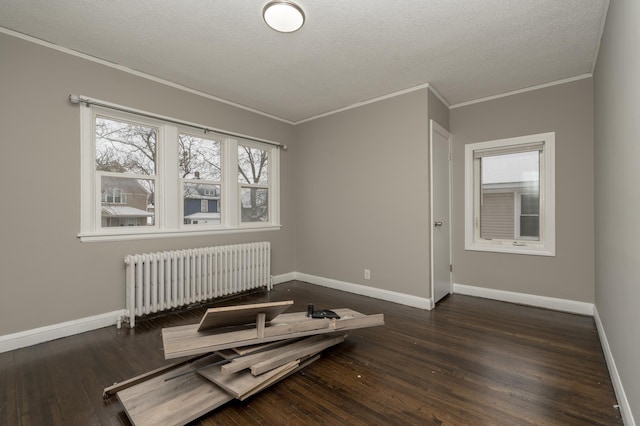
[79,102,281,242]
[465,132,555,256]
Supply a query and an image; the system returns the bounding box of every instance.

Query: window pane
[480,151,539,240]
[238,145,268,184]
[95,117,156,175]
[101,176,155,227]
[179,134,221,180]
[521,193,540,215]
[183,183,221,225]
[520,216,539,237]
[241,187,268,222]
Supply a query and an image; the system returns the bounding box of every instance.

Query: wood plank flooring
[0,281,622,425]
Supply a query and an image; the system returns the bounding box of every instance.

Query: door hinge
[450,264,453,272]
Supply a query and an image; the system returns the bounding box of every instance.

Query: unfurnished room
[0,1,638,425]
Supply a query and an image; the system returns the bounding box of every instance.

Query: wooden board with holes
[117,364,233,426]
[162,308,384,359]
[197,300,294,332]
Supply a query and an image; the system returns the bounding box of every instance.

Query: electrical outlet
[364,269,371,280]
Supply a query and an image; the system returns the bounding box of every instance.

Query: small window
[465,132,555,256]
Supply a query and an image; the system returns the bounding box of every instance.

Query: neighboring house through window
[465,132,555,256]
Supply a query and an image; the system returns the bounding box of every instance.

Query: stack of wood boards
[107,300,384,426]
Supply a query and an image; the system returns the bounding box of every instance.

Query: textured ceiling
[0,1,609,123]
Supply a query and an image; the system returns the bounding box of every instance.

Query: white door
[430,120,452,306]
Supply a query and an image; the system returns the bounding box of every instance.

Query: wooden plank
[117,364,233,426]
[238,354,321,401]
[256,313,266,339]
[214,349,238,360]
[102,354,209,398]
[199,354,324,402]
[250,334,345,376]
[198,360,299,400]
[331,313,386,330]
[163,325,258,356]
[222,336,327,375]
[162,309,384,359]
[231,339,295,356]
[197,300,294,331]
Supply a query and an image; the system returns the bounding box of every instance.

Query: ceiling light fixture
[263,1,305,33]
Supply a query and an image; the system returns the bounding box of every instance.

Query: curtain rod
[68,94,287,150]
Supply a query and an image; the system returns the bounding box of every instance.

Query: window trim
[79,103,281,242]
[464,132,555,256]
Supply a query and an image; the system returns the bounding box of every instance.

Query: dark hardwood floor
[0,281,622,425]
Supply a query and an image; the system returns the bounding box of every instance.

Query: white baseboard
[0,309,125,354]
[294,272,432,310]
[272,272,297,285]
[453,283,594,316]
[594,307,636,426]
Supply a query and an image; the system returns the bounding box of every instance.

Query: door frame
[429,119,453,309]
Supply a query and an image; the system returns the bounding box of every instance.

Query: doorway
[430,120,452,307]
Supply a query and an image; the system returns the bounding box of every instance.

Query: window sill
[465,241,555,257]
[78,224,282,243]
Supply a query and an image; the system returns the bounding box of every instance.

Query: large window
[465,132,555,256]
[79,103,281,241]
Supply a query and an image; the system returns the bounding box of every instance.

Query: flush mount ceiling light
[263,1,305,33]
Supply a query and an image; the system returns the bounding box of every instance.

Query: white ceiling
[0,1,609,123]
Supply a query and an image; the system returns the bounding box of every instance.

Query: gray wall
[294,89,434,298]
[428,90,450,131]
[0,33,296,335]
[594,0,640,420]
[450,79,595,302]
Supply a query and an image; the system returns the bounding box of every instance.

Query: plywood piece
[221,335,335,375]
[117,364,233,426]
[251,334,345,376]
[197,300,294,332]
[198,360,298,400]
[162,308,384,359]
